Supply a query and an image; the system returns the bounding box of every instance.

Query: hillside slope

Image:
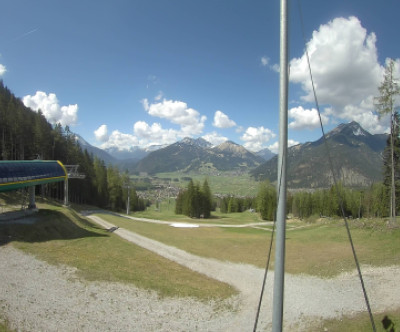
[134,138,264,174]
[251,121,387,188]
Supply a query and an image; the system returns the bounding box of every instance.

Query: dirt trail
[88,215,400,330]
[0,214,399,331]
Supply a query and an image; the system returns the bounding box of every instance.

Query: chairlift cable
[253,150,284,331]
[296,1,376,330]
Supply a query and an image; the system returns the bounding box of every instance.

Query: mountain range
[251,121,387,188]
[77,121,388,188]
[133,137,266,174]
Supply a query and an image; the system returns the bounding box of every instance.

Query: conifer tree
[374,59,400,222]
[175,190,184,214]
[257,181,277,220]
[201,179,212,218]
[175,179,213,218]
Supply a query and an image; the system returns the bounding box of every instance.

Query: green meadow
[1,194,399,331]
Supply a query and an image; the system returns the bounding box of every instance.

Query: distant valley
[77,121,387,189]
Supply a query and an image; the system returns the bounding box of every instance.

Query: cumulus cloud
[142,98,206,135]
[23,91,78,126]
[240,126,276,152]
[268,139,299,154]
[202,132,228,147]
[288,106,328,130]
[0,64,6,76]
[99,130,139,151]
[133,121,179,144]
[95,121,183,150]
[94,124,109,142]
[213,110,236,128]
[289,16,392,134]
[96,97,209,150]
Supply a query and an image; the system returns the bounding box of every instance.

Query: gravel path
[0,214,399,331]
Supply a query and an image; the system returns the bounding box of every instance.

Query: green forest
[0,81,147,212]
[0,80,398,220]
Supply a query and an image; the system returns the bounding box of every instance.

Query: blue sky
[1,0,399,153]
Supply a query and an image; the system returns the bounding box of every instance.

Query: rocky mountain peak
[215,141,244,154]
[180,137,212,148]
[328,121,370,138]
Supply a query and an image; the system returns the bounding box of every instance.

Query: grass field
[99,211,400,278]
[313,308,400,332]
[132,200,265,225]
[134,171,260,196]
[0,203,235,301]
[1,195,399,331]
[0,320,11,332]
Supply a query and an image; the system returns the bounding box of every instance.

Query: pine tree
[175,190,184,214]
[374,59,400,223]
[175,179,213,218]
[201,179,212,218]
[257,181,277,220]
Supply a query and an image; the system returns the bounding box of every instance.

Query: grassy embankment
[0,201,235,301]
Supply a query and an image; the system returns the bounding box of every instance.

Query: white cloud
[212,110,236,128]
[0,64,6,76]
[22,91,78,126]
[202,132,228,146]
[261,56,269,67]
[289,16,392,133]
[288,106,328,130]
[267,142,279,154]
[271,64,280,73]
[235,125,244,133]
[94,124,109,142]
[96,121,183,150]
[261,55,279,72]
[155,91,164,101]
[133,121,179,144]
[142,98,206,135]
[100,130,139,151]
[240,126,276,152]
[141,98,150,111]
[268,139,299,154]
[96,96,208,150]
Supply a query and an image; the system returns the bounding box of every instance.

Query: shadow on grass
[0,209,107,246]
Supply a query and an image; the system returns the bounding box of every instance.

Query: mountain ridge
[251,121,387,188]
[133,138,265,174]
[75,121,387,188]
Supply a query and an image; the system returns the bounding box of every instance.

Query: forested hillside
[0,81,146,211]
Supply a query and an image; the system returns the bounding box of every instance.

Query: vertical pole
[390,110,396,224]
[64,178,68,206]
[28,186,36,209]
[272,0,288,331]
[127,186,130,215]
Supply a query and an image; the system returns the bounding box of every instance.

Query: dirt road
[0,214,398,331]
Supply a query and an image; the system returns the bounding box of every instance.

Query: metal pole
[28,186,36,209]
[272,0,288,331]
[127,185,130,215]
[64,177,68,206]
